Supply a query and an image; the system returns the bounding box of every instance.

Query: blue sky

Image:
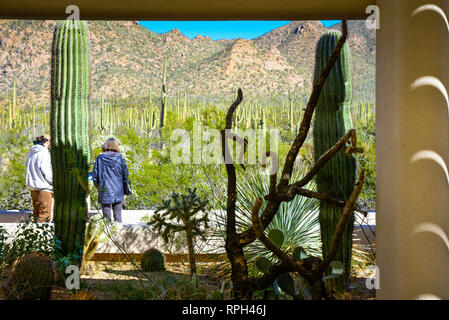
[138,20,341,40]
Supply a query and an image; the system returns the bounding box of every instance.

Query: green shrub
[141,248,165,272]
[3,215,55,265]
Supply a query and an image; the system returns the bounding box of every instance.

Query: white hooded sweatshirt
[26,144,53,192]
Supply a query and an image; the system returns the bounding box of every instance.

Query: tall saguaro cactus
[50,20,91,256]
[312,30,355,292]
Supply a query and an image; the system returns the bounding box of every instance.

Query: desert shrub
[141,248,165,272]
[5,253,55,300]
[0,216,82,279]
[162,275,208,300]
[3,216,55,265]
[0,131,33,210]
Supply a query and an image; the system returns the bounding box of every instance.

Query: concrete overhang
[0,0,375,20]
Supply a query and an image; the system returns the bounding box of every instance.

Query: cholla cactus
[148,188,208,277]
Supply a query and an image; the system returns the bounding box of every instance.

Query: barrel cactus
[6,253,54,300]
[50,20,91,256]
[312,30,355,292]
[141,248,165,272]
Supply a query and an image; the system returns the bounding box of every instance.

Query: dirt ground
[1,260,375,300]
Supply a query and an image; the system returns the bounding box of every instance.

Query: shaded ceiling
[0,0,375,20]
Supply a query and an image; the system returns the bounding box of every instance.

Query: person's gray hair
[102,137,120,153]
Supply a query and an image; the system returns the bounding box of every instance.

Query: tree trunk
[185,227,197,277]
[225,235,253,299]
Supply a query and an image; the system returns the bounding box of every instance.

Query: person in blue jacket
[92,138,130,223]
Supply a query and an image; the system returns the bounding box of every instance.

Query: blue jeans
[102,202,123,223]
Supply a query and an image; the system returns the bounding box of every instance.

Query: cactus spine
[50,20,91,256]
[312,31,355,292]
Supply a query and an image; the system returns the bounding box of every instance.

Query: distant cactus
[160,57,167,129]
[141,248,165,272]
[6,253,54,300]
[312,30,355,292]
[50,20,91,256]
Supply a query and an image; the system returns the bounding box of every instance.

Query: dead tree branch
[221,21,367,300]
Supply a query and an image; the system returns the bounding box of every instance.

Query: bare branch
[250,197,315,279]
[277,187,345,206]
[291,129,362,189]
[250,198,294,264]
[260,151,279,198]
[279,21,348,187]
[225,89,243,130]
[238,21,350,247]
[221,129,248,170]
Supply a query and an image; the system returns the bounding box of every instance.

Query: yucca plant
[235,168,320,260]
[211,164,321,276]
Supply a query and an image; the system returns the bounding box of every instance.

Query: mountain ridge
[0,20,375,107]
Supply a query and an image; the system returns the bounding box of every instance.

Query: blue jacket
[92,151,129,204]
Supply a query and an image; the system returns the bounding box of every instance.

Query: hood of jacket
[29,144,48,155]
[98,151,122,168]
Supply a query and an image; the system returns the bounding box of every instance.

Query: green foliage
[277,273,296,297]
[81,215,116,272]
[0,215,82,282]
[50,20,91,256]
[0,131,32,210]
[0,216,55,265]
[5,253,55,300]
[267,229,284,248]
[141,248,166,272]
[313,30,356,292]
[253,238,313,299]
[353,103,375,209]
[254,256,271,273]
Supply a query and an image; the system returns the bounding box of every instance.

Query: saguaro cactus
[50,20,91,256]
[312,30,355,292]
[160,57,167,129]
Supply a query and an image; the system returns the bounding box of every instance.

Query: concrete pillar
[377,0,449,299]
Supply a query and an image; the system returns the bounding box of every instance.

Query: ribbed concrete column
[377,0,449,299]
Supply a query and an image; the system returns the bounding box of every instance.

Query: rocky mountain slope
[0,20,375,107]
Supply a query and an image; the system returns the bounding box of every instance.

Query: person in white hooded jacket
[26,134,53,222]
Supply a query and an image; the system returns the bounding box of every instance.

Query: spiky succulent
[141,248,165,272]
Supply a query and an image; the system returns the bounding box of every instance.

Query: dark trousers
[102,202,123,223]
